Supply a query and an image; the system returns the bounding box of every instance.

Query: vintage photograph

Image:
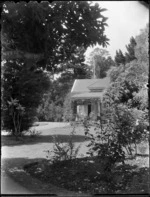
[1,1,149,195]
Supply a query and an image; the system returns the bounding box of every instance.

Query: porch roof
[71,91,105,100]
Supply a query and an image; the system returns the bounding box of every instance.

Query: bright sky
[85,1,149,59]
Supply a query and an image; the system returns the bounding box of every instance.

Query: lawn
[2,122,149,195]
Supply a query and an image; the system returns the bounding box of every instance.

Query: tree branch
[2,50,44,61]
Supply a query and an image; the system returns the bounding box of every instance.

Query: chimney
[93,56,96,79]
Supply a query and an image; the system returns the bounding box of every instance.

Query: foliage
[83,114,125,171]
[114,31,146,66]
[37,47,91,122]
[134,23,149,62]
[114,49,126,66]
[85,48,115,78]
[45,126,81,163]
[2,60,50,133]
[2,1,109,130]
[24,154,149,194]
[7,97,25,137]
[99,24,149,165]
[83,103,148,172]
[57,46,91,78]
[125,36,137,63]
[37,99,63,122]
[2,1,109,71]
[108,24,148,110]
[29,129,41,138]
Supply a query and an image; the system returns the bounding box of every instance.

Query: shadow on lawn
[1,134,89,147]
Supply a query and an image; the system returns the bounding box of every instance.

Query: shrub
[44,125,81,163]
[83,117,125,172]
[29,129,41,138]
[7,98,25,137]
[83,104,148,172]
[2,60,50,135]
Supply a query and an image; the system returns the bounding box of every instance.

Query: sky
[85,1,149,59]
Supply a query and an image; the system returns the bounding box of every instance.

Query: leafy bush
[2,60,50,134]
[37,101,63,122]
[45,125,81,163]
[7,97,25,137]
[83,117,125,172]
[29,129,41,138]
[83,104,148,172]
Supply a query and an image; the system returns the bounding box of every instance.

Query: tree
[85,48,114,78]
[109,24,148,108]
[134,23,149,62]
[125,36,137,63]
[2,60,50,134]
[36,47,91,122]
[2,1,109,131]
[114,49,126,66]
[2,1,109,70]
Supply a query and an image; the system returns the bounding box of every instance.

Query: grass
[24,155,149,194]
[2,123,149,194]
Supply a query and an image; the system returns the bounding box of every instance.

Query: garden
[22,107,149,195]
[1,1,149,195]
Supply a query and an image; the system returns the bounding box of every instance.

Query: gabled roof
[71,77,110,100]
[71,77,110,93]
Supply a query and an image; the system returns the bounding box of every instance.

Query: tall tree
[2,1,109,131]
[106,24,148,110]
[85,48,114,78]
[2,1,108,129]
[125,36,137,63]
[114,49,126,66]
[2,1,109,69]
[2,60,50,133]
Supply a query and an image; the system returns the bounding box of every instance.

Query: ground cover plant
[24,154,149,194]
[23,119,149,194]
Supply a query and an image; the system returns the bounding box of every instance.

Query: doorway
[88,104,91,116]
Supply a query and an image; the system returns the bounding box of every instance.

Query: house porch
[71,99,101,121]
